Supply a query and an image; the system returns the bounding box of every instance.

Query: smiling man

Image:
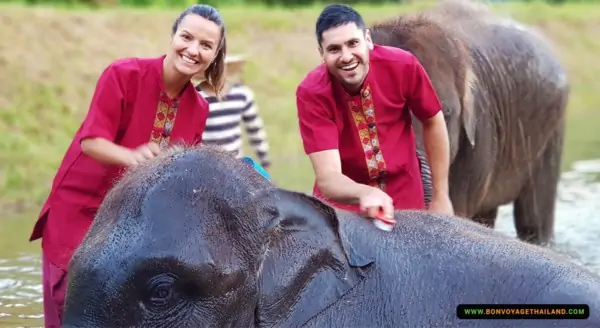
[296,4,454,221]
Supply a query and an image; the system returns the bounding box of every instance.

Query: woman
[195,55,271,171]
[28,4,227,327]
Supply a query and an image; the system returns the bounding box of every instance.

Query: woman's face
[169,14,221,77]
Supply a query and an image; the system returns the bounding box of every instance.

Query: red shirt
[29,56,209,270]
[296,45,442,213]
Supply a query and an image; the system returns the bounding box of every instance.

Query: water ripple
[496,158,600,273]
[0,255,43,327]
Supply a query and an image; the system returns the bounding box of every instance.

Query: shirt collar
[330,67,371,101]
[153,54,196,101]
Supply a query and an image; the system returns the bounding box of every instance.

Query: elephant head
[369,10,478,162]
[62,145,374,328]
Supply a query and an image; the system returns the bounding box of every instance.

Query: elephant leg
[472,207,498,229]
[513,126,564,246]
[416,148,432,208]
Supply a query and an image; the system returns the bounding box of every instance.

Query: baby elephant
[62,146,599,328]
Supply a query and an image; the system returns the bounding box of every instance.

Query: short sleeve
[405,56,443,122]
[296,86,339,154]
[78,63,125,143]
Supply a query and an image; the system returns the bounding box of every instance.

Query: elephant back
[430,0,568,92]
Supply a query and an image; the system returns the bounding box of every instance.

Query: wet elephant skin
[62,146,600,328]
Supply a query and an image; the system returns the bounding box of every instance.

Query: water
[0,256,43,328]
[0,159,599,327]
[495,159,600,273]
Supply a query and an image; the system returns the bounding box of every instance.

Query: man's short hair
[315,4,366,46]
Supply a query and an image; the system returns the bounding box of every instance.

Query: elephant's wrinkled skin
[370,1,569,245]
[62,146,599,328]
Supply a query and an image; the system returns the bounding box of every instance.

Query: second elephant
[370,1,569,245]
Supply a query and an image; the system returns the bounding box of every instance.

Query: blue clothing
[242,156,271,181]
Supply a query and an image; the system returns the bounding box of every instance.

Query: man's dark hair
[315,4,366,46]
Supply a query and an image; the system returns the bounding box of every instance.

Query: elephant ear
[461,67,477,147]
[255,188,375,327]
[264,188,375,267]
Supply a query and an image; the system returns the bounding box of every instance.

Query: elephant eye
[147,274,176,306]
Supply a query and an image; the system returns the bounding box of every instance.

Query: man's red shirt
[297,45,442,212]
[29,56,209,270]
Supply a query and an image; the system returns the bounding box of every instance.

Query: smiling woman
[26,4,227,327]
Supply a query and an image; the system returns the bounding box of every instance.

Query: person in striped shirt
[194,55,271,171]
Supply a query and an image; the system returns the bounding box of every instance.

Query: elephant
[61,145,600,328]
[369,0,569,245]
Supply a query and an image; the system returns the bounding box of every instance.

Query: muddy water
[0,159,599,327]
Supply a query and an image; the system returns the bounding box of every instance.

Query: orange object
[373,209,397,231]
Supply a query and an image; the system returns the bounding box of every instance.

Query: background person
[195,54,271,171]
[27,4,227,327]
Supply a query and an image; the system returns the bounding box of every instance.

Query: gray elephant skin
[369,0,569,245]
[61,146,599,328]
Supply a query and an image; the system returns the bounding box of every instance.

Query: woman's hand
[81,137,161,167]
[125,143,161,166]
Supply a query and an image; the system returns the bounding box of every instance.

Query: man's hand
[428,192,454,216]
[358,186,395,220]
[309,150,395,220]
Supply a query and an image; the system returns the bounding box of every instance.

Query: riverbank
[1,2,600,221]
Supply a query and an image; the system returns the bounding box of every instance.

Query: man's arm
[309,149,373,204]
[406,56,452,200]
[421,112,450,197]
[296,87,371,204]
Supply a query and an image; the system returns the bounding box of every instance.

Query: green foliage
[11,0,599,9]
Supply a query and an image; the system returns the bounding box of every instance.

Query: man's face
[319,22,373,93]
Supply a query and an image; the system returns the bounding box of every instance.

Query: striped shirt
[196,83,270,167]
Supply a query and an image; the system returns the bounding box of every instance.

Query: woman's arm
[78,61,160,166]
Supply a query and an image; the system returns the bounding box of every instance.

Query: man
[296,4,454,221]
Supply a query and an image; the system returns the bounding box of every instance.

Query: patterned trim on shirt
[348,84,388,191]
[150,91,179,148]
[196,83,270,167]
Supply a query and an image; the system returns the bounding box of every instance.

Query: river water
[0,159,599,327]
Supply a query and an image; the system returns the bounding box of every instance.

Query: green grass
[1,1,600,221]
